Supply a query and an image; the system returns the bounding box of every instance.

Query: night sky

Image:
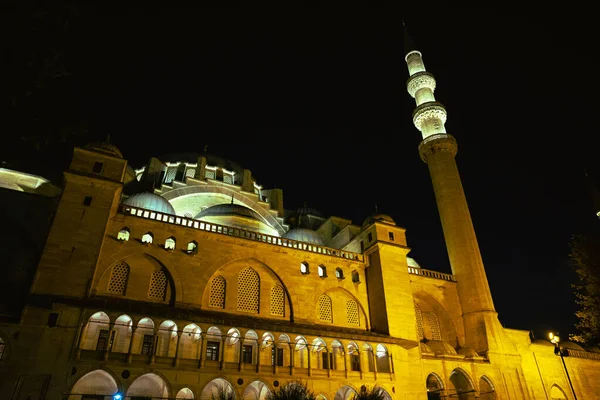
[4,8,600,340]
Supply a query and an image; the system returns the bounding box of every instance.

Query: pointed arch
[81,311,110,351]
[69,369,119,399]
[318,294,333,323]
[237,267,260,313]
[200,377,235,400]
[108,261,130,295]
[177,387,195,399]
[479,376,496,400]
[209,275,226,308]
[270,285,285,316]
[550,384,567,400]
[449,368,475,400]
[127,373,170,399]
[414,301,424,340]
[334,385,358,400]
[243,380,271,400]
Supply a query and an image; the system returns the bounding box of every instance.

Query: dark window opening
[352,271,360,283]
[47,313,59,327]
[367,352,375,372]
[92,162,103,173]
[271,347,284,366]
[377,355,390,373]
[321,352,334,369]
[83,196,93,206]
[206,341,220,361]
[350,354,361,371]
[242,344,253,364]
[141,335,154,355]
[388,231,395,241]
[367,232,373,242]
[96,330,115,352]
[360,240,364,252]
[82,396,105,400]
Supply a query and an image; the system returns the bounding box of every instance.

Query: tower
[403,28,509,354]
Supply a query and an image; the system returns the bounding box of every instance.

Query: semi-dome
[419,342,434,354]
[426,340,457,356]
[123,192,176,214]
[457,346,479,358]
[84,141,123,158]
[283,228,325,245]
[407,257,421,268]
[362,213,396,227]
[196,203,279,236]
[558,341,585,351]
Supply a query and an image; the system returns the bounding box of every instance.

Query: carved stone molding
[406,71,436,98]
[412,102,447,131]
[418,134,458,163]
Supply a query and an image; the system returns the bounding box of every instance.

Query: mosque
[0,31,599,400]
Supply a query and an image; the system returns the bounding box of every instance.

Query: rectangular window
[141,334,154,355]
[367,352,375,372]
[92,161,104,173]
[95,329,114,352]
[242,344,253,364]
[206,341,220,361]
[350,354,361,371]
[83,196,93,206]
[360,240,364,252]
[321,352,334,369]
[367,232,373,242]
[388,231,395,241]
[271,347,284,366]
[377,355,390,373]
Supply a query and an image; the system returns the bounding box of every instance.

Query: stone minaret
[403,28,510,354]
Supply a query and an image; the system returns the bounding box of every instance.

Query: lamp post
[549,333,578,400]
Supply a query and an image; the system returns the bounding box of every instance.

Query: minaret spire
[404,29,510,354]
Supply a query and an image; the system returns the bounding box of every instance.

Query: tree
[211,384,235,400]
[569,233,600,345]
[266,381,316,400]
[352,385,388,400]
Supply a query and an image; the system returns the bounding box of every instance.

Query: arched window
[270,285,285,316]
[362,343,374,372]
[376,344,390,373]
[449,369,474,400]
[117,228,130,241]
[209,276,226,308]
[351,270,360,283]
[108,261,130,295]
[479,376,496,400]
[426,373,444,394]
[165,237,176,250]
[335,268,344,279]
[347,342,360,371]
[176,388,195,399]
[300,262,309,274]
[148,270,167,300]
[414,302,424,340]
[187,241,198,254]
[318,294,333,323]
[427,312,442,340]
[550,385,567,400]
[318,265,327,277]
[0,337,5,360]
[142,232,153,244]
[346,299,359,326]
[237,268,260,313]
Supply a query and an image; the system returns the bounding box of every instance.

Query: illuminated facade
[1,35,600,400]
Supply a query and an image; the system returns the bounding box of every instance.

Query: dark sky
[4,7,600,340]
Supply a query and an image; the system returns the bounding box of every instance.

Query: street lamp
[549,332,578,400]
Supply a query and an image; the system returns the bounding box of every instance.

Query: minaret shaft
[406,45,510,354]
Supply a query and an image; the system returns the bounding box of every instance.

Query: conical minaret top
[403,25,447,139]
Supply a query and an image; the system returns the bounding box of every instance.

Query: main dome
[84,141,123,158]
[196,203,279,236]
[123,192,176,214]
[283,228,325,245]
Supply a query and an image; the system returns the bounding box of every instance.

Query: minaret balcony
[406,71,436,98]
[412,101,447,131]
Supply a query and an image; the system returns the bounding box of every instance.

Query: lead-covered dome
[84,141,123,158]
[196,203,279,236]
[123,192,175,214]
[283,228,325,245]
[362,213,396,227]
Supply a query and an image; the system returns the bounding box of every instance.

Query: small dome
[362,213,396,227]
[426,340,457,356]
[407,257,421,268]
[558,341,585,351]
[457,346,479,358]
[84,141,123,158]
[420,342,434,354]
[196,203,262,221]
[123,192,175,214]
[283,228,325,245]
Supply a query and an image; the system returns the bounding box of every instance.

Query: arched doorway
[334,385,357,400]
[426,373,444,400]
[479,376,496,400]
[200,378,236,400]
[69,369,118,400]
[243,380,271,400]
[550,385,568,400]
[127,373,170,399]
[449,369,475,400]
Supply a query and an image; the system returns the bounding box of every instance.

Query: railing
[563,349,600,360]
[118,204,364,262]
[407,266,456,282]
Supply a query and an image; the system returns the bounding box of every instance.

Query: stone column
[199,334,207,368]
[344,350,349,378]
[173,330,182,367]
[256,342,261,373]
[358,351,363,379]
[238,340,244,372]
[126,326,138,364]
[372,350,378,381]
[325,349,331,378]
[388,352,394,377]
[197,334,204,368]
[103,323,115,361]
[150,329,158,364]
[273,346,279,375]
[219,337,226,370]
[289,345,294,375]
[307,348,312,377]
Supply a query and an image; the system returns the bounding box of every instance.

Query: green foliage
[352,385,388,400]
[569,233,600,345]
[211,384,235,400]
[266,381,316,400]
